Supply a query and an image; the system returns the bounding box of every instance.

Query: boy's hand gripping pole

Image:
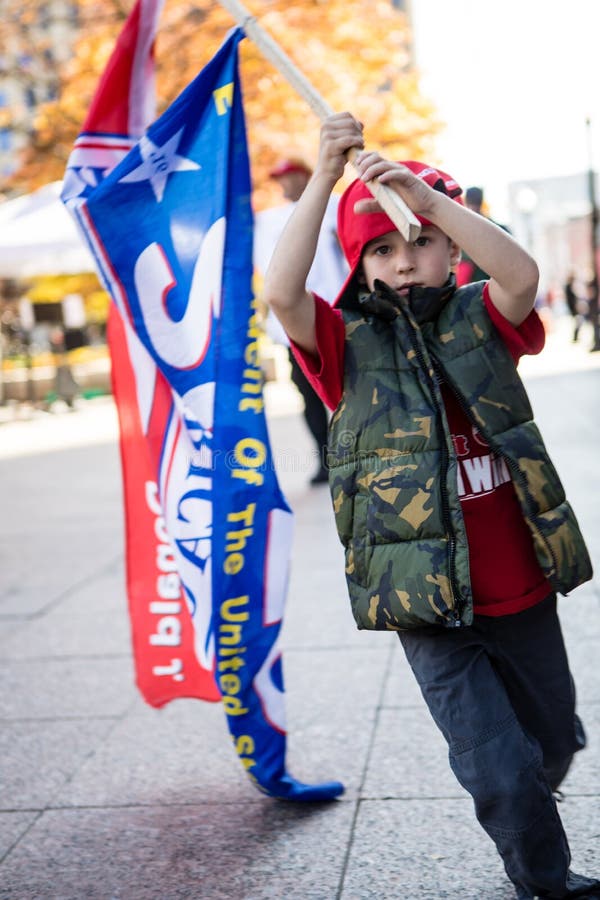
[218,0,422,243]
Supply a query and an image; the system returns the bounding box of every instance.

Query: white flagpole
[218,0,422,243]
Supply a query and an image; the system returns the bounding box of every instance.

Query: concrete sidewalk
[1,315,599,899]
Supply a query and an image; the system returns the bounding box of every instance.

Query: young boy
[263,112,598,900]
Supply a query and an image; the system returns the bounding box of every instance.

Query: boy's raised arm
[353,154,540,327]
[263,114,363,355]
[426,190,540,326]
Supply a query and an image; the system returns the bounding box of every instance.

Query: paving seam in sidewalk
[335,638,399,900]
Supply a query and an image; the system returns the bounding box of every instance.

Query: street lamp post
[585,117,600,352]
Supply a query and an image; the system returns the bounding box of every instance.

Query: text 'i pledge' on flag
[67,19,343,801]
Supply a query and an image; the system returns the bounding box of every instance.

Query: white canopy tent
[0,182,95,278]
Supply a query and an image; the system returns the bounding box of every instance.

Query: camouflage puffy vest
[328,281,592,631]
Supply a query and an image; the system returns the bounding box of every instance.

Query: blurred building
[0,1,78,182]
[508,171,599,293]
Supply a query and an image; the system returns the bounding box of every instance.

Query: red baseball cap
[335,161,462,307]
[269,157,312,179]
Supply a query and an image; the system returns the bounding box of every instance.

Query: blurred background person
[563,269,588,342]
[456,185,510,286]
[50,325,79,409]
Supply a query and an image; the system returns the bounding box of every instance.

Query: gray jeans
[399,594,594,898]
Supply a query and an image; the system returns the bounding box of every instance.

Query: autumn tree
[2,0,442,206]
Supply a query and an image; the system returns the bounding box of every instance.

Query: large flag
[62,1,343,802]
[63,0,217,708]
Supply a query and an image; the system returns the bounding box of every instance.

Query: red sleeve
[482,282,546,363]
[288,294,345,410]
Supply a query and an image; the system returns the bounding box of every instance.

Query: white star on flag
[119,128,200,202]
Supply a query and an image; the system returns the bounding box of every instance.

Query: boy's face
[360,226,460,296]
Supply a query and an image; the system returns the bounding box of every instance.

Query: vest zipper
[404,331,464,626]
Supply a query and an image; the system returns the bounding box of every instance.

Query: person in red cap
[254,156,348,484]
[263,112,598,900]
[268,157,313,199]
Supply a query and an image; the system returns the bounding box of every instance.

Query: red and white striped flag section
[61,0,343,801]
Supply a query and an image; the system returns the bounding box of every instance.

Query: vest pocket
[361,458,441,543]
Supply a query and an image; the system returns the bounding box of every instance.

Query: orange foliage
[4,0,442,207]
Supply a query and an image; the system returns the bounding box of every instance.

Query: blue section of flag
[81,31,242,398]
[81,28,343,802]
